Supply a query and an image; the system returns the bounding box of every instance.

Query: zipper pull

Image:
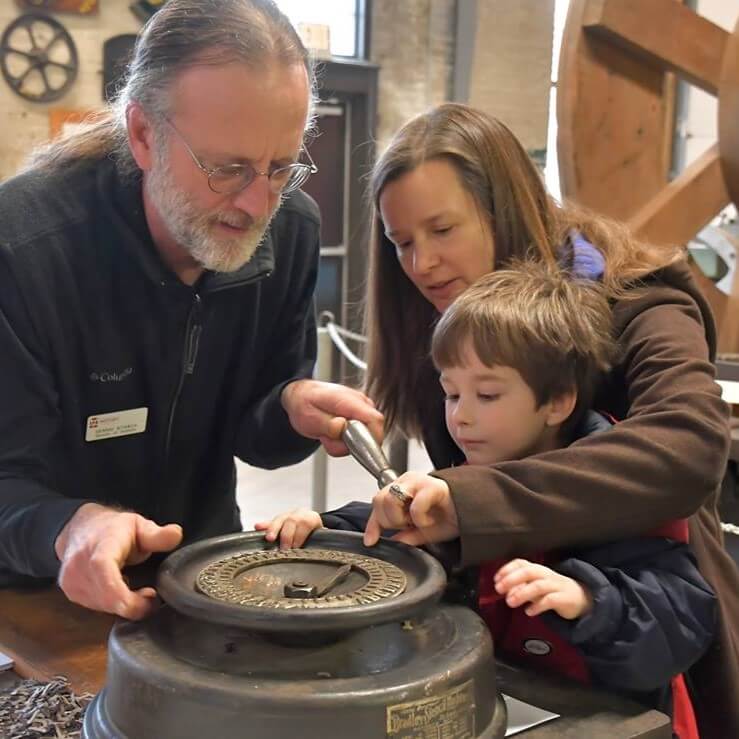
[185,294,202,375]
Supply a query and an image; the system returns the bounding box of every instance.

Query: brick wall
[0,5,140,182]
[370,0,554,156]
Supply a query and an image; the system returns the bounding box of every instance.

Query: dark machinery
[83,420,506,738]
[82,530,507,739]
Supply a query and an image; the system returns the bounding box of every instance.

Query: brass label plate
[386,680,476,738]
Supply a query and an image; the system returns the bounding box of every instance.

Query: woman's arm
[433,284,729,565]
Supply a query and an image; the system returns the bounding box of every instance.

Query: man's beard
[146,148,277,273]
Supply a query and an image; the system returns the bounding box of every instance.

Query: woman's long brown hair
[364,102,684,438]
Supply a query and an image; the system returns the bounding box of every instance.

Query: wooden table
[0,587,671,738]
[0,585,113,694]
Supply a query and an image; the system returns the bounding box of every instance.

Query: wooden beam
[719,15,739,206]
[583,0,727,94]
[628,143,730,246]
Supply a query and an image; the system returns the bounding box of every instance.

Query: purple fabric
[567,230,605,281]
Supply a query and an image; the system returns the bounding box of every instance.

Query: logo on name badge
[85,407,148,442]
[523,639,552,656]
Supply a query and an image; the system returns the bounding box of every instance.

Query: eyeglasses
[163,118,317,195]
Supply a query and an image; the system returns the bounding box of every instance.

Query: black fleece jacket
[0,156,320,582]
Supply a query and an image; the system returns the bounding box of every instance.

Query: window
[276,0,367,58]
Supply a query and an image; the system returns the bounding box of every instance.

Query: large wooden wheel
[558,0,739,349]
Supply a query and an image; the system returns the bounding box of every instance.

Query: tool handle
[341,419,398,488]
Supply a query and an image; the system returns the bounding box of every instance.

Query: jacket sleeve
[0,259,87,581]
[542,538,717,692]
[432,289,730,565]
[320,501,372,532]
[234,198,320,468]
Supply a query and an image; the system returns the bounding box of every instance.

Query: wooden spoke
[558,1,739,350]
[628,144,730,246]
[719,16,739,205]
[582,0,728,94]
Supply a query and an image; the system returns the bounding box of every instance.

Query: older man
[0,0,381,619]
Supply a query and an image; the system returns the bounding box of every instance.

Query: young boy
[256,262,715,738]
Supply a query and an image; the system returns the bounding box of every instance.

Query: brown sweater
[429,261,738,738]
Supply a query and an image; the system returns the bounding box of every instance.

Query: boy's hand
[363,472,458,547]
[254,508,323,549]
[494,559,593,620]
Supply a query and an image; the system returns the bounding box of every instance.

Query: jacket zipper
[161,292,202,507]
[157,266,271,518]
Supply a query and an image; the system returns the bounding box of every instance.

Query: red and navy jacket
[477,412,716,739]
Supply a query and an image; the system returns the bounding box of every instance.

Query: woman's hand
[363,471,459,546]
[281,379,384,456]
[494,558,593,620]
[254,508,323,549]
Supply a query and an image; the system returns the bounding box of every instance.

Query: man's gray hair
[25,0,316,173]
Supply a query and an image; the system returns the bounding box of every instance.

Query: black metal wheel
[157,530,447,634]
[0,13,78,102]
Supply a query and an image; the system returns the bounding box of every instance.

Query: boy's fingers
[495,567,535,593]
[294,521,312,548]
[525,592,560,617]
[280,519,297,549]
[494,559,530,582]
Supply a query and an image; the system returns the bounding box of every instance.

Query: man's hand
[254,508,323,549]
[493,559,593,620]
[363,472,459,547]
[55,503,183,620]
[281,379,384,456]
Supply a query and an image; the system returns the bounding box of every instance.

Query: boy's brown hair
[431,260,616,440]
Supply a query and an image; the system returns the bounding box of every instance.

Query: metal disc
[196,548,407,609]
[157,530,446,634]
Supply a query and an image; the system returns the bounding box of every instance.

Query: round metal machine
[83,530,507,739]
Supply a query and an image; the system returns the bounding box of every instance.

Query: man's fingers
[120,588,159,621]
[326,416,348,440]
[91,555,141,617]
[135,519,183,557]
[320,435,350,457]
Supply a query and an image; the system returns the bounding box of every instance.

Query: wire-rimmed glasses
[164,117,317,195]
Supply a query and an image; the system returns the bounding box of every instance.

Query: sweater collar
[105,158,274,291]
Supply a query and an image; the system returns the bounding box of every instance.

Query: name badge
[85,407,148,442]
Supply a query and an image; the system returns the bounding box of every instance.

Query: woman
[360,103,738,737]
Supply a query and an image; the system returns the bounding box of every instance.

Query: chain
[0,676,93,739]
